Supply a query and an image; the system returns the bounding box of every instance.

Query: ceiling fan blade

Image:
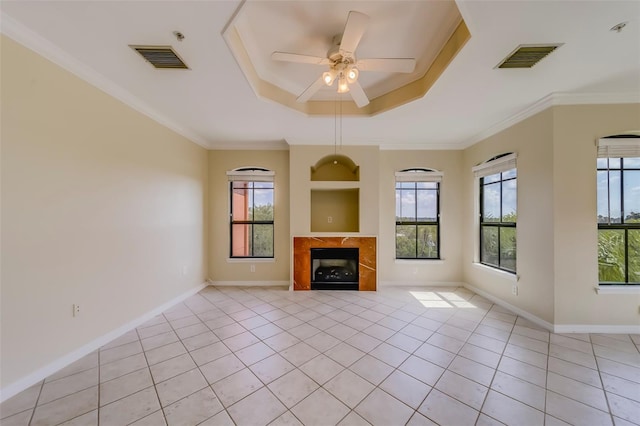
[297,75,325,103]
[272,52,331,65]
[339,11,370,58]
[349,81,370,108]
[357,58,416,73]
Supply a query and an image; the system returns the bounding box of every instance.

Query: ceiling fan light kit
[271,10,416,108]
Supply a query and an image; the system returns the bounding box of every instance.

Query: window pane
[481,226,499,267]
[417,182,437,189]
[231,224,251,256]
[417,225,438,258]
[596,158,608,169]
[395,190,402,220]
[502,169,517,179]
[597,171,611,223]
[252,224,273,257]
[254,182,273,189]
[629,230,640,283]
[598,229,626,283]
[482,183,500,222]
[232,181,251,189]
[397,182,416,189]
[609,171,622,223]
[623,171,640,223]
[396,225,416,258]
[609,158,621,169]
[502,179,517,222]
[399,189,416,222]
[253,189,274,221]
[417,189,437,222]
[500,227,517,272]
[483,173,501,184]
[624,157,640,168]
[232,187,250,221]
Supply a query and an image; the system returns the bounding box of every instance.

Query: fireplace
[311,248,359,290]
[293,237,376,291]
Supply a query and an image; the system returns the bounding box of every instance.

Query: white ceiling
[1,1,639,150]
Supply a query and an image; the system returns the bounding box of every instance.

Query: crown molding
[379,142,466,150]
[0,12,211,149]
[460,91,640,149]
[209,140,290,151]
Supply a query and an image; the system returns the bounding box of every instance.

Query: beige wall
[289,145,380,236]
[1,36,209,389]
[462,109,556,323]
[378,150,464,285]
[552,104,640,326]
[208,150,290,283]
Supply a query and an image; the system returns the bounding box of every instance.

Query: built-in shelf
[308,153,360,233]
[310,189,359,232]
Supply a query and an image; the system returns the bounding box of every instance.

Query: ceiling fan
[271,11,416,108]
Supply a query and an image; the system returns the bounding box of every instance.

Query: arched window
[394,168,442,259]
[473,153,517,273]
[227,167,275,258]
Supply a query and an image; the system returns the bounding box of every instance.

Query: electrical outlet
[250,264,256,273]
[182,265,188,276]
[327,216,333,223]
[511,285,518,296]
[73,304,80,317]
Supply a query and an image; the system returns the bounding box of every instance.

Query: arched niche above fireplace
[310,154,360,182]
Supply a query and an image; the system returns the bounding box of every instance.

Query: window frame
[228,167,275,259]
[394,168,442,260]
[473,153,517,274]
[596,155,640,285]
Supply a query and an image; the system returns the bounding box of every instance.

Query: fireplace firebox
[310,248,359,290]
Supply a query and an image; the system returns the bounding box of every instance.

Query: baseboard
[209,280,290,287]
[463,283,554,332]
[464,283,640,334]
[378,281,463,287]
[0,282,207,403]
[553,324,640,334]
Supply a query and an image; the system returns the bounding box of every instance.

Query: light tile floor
[2,286,640,426]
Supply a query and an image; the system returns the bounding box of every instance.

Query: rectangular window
[228,170,274,258]
[474,154,517,273]
[395,170,441,259]
[597,154,640,284]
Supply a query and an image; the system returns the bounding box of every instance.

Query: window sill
[226,258,276,263]
[595,285,640,294]
[395,259,444,265]
[471,263,518,282]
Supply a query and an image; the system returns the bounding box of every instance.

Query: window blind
[226,170,275,182]
[597,138,640,158]
[395,170,443,183]
[472,153,517,178]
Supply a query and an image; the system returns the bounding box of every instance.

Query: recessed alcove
[310,188,359,232]
[310,154,359,181]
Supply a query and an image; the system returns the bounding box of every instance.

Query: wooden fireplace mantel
[293,236,376,291]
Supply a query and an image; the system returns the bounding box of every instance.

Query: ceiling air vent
[496,44,562,69]
[130,45,189,69]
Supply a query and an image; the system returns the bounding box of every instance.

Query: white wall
[1,36,209,390]
[378,150,464,285]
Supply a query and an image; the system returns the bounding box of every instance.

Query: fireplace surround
[293,237,376,291]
